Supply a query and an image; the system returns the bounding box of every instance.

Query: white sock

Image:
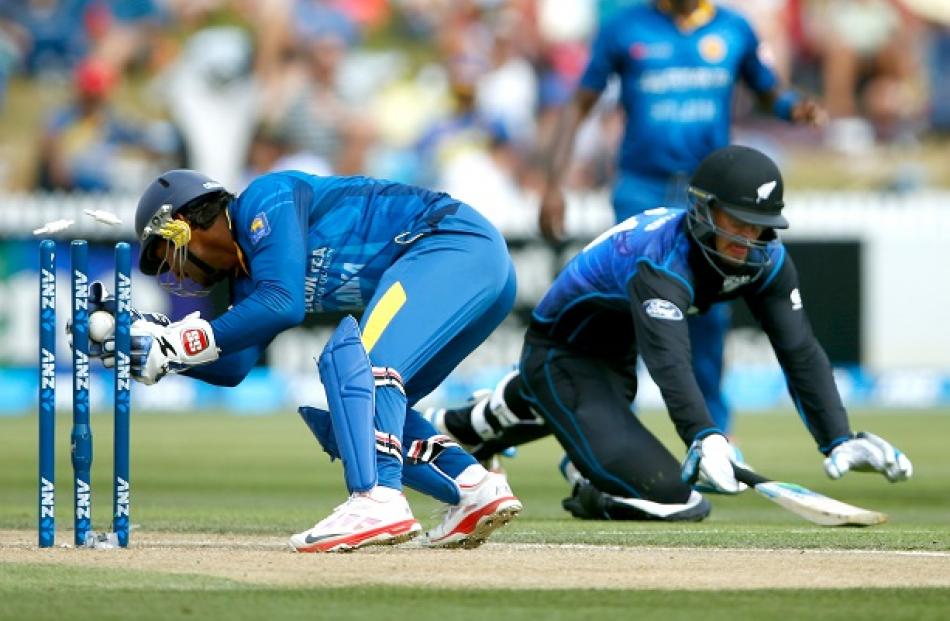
[455,464,488,487]
[562,460,586,486]
[367,485,401,501]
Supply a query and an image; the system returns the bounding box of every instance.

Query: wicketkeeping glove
[103,311,219,385]
[68,281,172,359]
[823,431,913,482]
[681,433,746,494]
[66,281,116,357]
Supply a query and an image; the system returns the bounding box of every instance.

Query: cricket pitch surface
[2,530,949,590]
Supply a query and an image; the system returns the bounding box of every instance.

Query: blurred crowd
[0,0,948,212]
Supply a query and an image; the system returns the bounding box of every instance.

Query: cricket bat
[733,465,888,527]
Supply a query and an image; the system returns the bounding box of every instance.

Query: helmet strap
[687,198,772,280]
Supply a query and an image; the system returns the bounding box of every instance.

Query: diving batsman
[430,145,912,521]
[82,170,523,551]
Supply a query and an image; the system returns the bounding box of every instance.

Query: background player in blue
[91,169,523,552]
[538,0,826,436]
[430,146,911,521]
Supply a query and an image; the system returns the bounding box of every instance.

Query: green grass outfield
[1,409,948,619]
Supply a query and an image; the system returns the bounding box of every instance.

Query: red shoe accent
[442,496,517,539]
[295,519,420,553]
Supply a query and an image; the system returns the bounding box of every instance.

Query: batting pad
[297,406,463,505]
[318,316,377,494]
[298,406,339,459]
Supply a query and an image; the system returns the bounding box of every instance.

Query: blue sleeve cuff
[773,90,800,122]
[693,427,724,442]
[819,434,854,456]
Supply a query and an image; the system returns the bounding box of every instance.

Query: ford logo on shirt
[643,299,684,321]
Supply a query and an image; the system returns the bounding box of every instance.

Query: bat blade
[753,480,888,526]
[733,465,888,527]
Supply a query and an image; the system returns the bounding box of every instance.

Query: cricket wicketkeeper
[79,169,524,551]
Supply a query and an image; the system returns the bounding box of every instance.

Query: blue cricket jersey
[196,172,468,373]
[580,3,778,177]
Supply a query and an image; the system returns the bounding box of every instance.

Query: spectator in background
[85,0,165,74]
[269,8,375,175]
[925,24,950,132]
[720,0,794,82]
[532,0,608,194]
[475,11,539,148]
[806,0,923,150]
[5,0,90,76]
[36,58,148,192]
[0,10,28,110]
[151,25,257,188]
[240,122,332,189]
[272,26,375,175]
[414,55,501,182]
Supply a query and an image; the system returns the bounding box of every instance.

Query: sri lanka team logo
[249,211,271,245]
[698,34,727,63]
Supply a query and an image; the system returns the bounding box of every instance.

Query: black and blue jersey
[530,208,851,452]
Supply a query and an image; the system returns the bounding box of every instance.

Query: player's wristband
[772,90,801,122]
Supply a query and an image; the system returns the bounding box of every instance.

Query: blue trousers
[613,172,732,432]
[359,203,518,489]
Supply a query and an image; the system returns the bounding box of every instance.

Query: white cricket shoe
[422,471,522,549]
[289,487,421,553]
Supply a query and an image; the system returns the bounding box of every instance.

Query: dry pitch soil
[2,530,949,590]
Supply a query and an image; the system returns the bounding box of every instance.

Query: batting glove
[824,431,913,482]
[681,433,746,494]
[103,311,219,385]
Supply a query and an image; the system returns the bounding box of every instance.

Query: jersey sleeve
[578,18,622,93]
[210,182,308,354]
[628,261,719,445]
[737,17,778,95]
[183,343,264,387]
[744,251,853,453]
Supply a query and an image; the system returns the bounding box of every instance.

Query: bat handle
[733,464,769,487]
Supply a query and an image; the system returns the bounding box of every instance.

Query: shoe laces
[430,502,455,523]
[311,493,371,529]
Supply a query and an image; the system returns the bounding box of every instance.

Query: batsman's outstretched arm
[627,262,718,444]
[745,252,852,451]
[746,253,912,481]
[626,263,743,494]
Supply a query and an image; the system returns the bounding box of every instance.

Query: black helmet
[135,169,231,275]
[686,146,786,278]
[688,145,787,229]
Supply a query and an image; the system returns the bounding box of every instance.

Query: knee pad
[470,370,544,441]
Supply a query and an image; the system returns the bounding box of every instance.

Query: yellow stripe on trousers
[361,281,407,353]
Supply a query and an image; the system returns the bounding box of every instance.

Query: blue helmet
[134,169,231,275]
